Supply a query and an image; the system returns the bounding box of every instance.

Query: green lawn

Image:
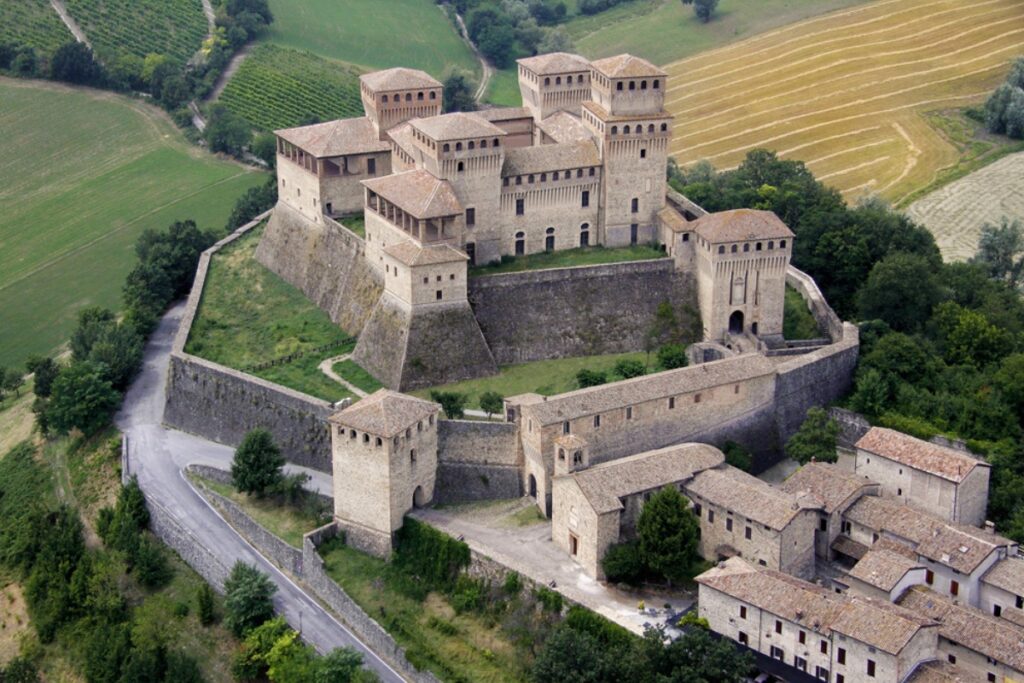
[413,351,651,409]
[0,80,266,369]
[783,287,823,340]
[484,69,522,108]
[566,0,869,66]
[64,0,208,63]
[320,541,529,682]
[469,244,664,276]
[0,0,72,56]
[218,44,365,131]
[337,214,365,238]
[195,475,330,548]
[264,0,479,80]
[184,224,355,402]
[334,359,384,395]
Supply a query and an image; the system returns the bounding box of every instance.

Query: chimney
[985,520,996,534]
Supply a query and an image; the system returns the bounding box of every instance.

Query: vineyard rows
[63,0,207,63]
[218,44,364,131]
[0,0,73,54]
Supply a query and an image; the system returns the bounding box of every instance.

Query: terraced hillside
[0,79,265,369]
[906,151,1024,262]
[63,0,209,62]
[218,44,364,131]
[666,0,1024,203]
[0,0,72,55]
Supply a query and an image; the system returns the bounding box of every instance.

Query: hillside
[63,0,210,63]
[665,0,1024,203]
[0,79,265,369]
[0,0,73,56]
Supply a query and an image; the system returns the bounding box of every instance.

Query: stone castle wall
[255,203,383,335]
[468,259,697,365]
[433,420,522,504]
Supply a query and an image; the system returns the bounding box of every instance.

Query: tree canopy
[232,429,285,497]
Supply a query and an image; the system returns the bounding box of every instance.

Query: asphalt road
[115,302,404,683]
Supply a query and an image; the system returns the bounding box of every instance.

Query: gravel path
[49,0,90,48]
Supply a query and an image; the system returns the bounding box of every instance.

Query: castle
[265,52,796,392]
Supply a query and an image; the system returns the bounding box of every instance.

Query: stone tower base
[353,294,498,391]
[335,518,393,558]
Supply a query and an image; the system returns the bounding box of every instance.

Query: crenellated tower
[360,68,443,141]
[517,52,593,122]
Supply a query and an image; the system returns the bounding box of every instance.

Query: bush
[46,361,121,435]
[197,582,216,626]
[785,407,840,465]
[50,42,103,85]
[723,440,753,472]
[429,391,468,419]
[224,561,277,637]
[502,571,522,595]
[225,174,278,231]
[451,575,488,614]
[576,369,607,388]
[534,586,563,613]
[392,518,470,593]
[232,429,285,497]
[613,359,646,379]
[601,541,645,584]
[479,391,504,418]
[656,343,688,370]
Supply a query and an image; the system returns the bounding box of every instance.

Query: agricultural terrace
[264,0,479,80]
[0,79,265,369]
[906,151,1024,262]
[63,0,209,63]
[0,0,72,56]
[666,0,1024,204]
[218,44,364,131]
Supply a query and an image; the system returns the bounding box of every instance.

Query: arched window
[616,81,623,91]
[552,171,559,180]
[430,91,437,99]
[780,240,787,249]
[718,246,725,254]
[661,123,668,132]
[631,197,639,213]
[556,76,561,85]
[456,142,463,151]
[611,126,618,135]
[417,91,424,100]
[540,173,546,182]
[468,141,475,150]
[382,95,388,103]
[481,139,488,148]
[405,93,412,101]
[768,241,775,250]
[443,143,450,152]
[545,227,555,251]
[545,77,551,86]
[623,125,631,134]
[515,231,525,256]
[653,79,660,89]
[457,161,464,172]
[743,243,750,252]
[648,124,655,133]
[528,174,535,183]
[629,80,636,90]
[731,244,738,253]
[545,227,555,234]
[756,242,763,251]
[580,222,590,247]
[493,138,500,146]
[641,80,647,90]
[577,74,584,83]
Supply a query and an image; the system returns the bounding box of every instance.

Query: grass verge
[334,360,384,395]
[783,286,823,340]
[469,244,664,276]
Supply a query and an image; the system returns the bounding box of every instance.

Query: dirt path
[206,42,253,102]
[318,354,368,398]
[200,0,216,33]
[449,6,492,103]
[49,0,90,48]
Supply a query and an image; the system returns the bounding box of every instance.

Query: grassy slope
[0,80,265,369]
[664,0,1024,202]
[783,287,823,340]
[184,225,354,402]
[412,351,650,410]
[218,44,365,131]
[264,0,478,80]
[468,245,664,275]
[0,0,72,55]
[63,0,208,62]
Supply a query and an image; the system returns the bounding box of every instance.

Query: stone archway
[528,474,537,498]
[729,310,744,334]
[413,485,427,508]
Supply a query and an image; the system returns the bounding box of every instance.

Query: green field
[0,80,265,369]
[413,351,651,409]
[184,224,355,402]
[264,0,479,80]
[0,0,72,55]
[64,0,209,62]
[218,44,365,131]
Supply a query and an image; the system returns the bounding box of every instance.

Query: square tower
[329,390,441,557]
[360,68,443,141]
[583,55,672,248]
[517,52,592,121]
[691,209,795,342]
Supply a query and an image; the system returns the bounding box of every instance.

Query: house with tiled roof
[855,427,991,526]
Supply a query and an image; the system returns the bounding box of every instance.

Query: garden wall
[468,259,698,365]
[162,212,335,471]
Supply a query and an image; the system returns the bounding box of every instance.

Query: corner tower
[329,390,441,557]
[517,52,592,122]
[360,68,443,141]
[583,54,672,247]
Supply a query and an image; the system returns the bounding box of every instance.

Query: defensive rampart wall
[433,420,522,504]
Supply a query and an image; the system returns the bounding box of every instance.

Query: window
[731,244,738,253]
[950,580,959,596]
[640,149,647,158]
[617,81,623,91]
[631,197,639,213]
[611,126,618,135]
[375,437,382,447]
[405,93,412,101]
[739,605,746,619]
[867,660,875,677]
[842,520,852,534]
[994,605,1003,617]
[430,91,437,99]
[668,397,675,409]
[516,198,525,216]
[756,242,762,251]
[468,141,475,150]
[594,414,600,428]
[758,559,766,566]
[381,95,388,103]
[640,80,647,90]
[410,449,416,463]
[718,246,725,254]
[443,143,450,152]
[563,421,570,434]
[708,510,715,523]
[743,525,752,540]
[694,503,702,517]
[367,158,376,174]
[726,518,733,531]
[1017,595,1023,610]
[582,190,590,207]
[775,620,782,635]
[456,142,462,151]
[528,174,534,183]
[695,393,702,403]
[738,631,748,645]
[948,655,956,664]
[423,276,429,284]
[580,223,590,247]
[820,518,827,531]
[457,161,464,172]
[799,631,806,645]
[545,227,555,251]
[837,648,846,665]
[897,488,902,496]
[989,675,997,683]
[743,243,750,252]
[466,208,475,226]
[436,290,442,300]
[795,656,807,672]
[837,676,845,683]
[515,232,525,256]
[770,646,783,660]
[820,640,828,654]
[629,80,636,91]
[781,239,787,248]
[815,666,829,681]
[626,406,633,420]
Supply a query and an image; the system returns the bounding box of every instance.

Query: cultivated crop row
[63,0,208,63]
[218,45,364,131]
[0,0,73,54]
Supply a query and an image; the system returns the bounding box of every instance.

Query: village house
[843,541,928,602]
[697,557,940,683]
[979,556,1024,624]
[854,427,991,527]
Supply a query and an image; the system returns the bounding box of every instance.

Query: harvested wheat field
[906,151,1024,262]
[666,0,1024,204]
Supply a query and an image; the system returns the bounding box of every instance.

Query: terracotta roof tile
[564,443,724,514]
[537,111,593,143]
[411,112,506,141]
[522,354,776,426]
[518,52,591,75]
[982,557,1024,597]
[387,121,417,160]
[908,661,973,683]
[687,465,820,530]
[900,587,1024,671]
[475,107,532,122]
[360,67,441,91]
[829,595,935,655]
[691,209,794,244]
[849,546,923,592]
[856,427,987,483]
[383,241,467,267]
[658,206,690,233]
[275,117,390,157]
[780,462,875,514]
[362,170,463,219]
[329,390,438,438]
[590,54,666,78]
[502,141,600,176]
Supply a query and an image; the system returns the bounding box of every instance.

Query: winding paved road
[115,303,403,683]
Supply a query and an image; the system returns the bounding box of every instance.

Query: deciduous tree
[785,407,839,464]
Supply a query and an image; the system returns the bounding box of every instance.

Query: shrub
[656,343,688,370]
[451,575,487,614]
[479,390,504,418]
[429,391,468,419]
[232,429,285,497]
[613,359,646,379]
[576,369,607,388]
[601,540,645,585]
[197,583,216,626]
[785,407,840,464]
[534,586,563,613]
[723,440,753,472]
[224,561,277,637]
[392,518,470,593]
[502,571,522,595]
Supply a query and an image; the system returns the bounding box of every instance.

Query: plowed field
[666,0,1024,203]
